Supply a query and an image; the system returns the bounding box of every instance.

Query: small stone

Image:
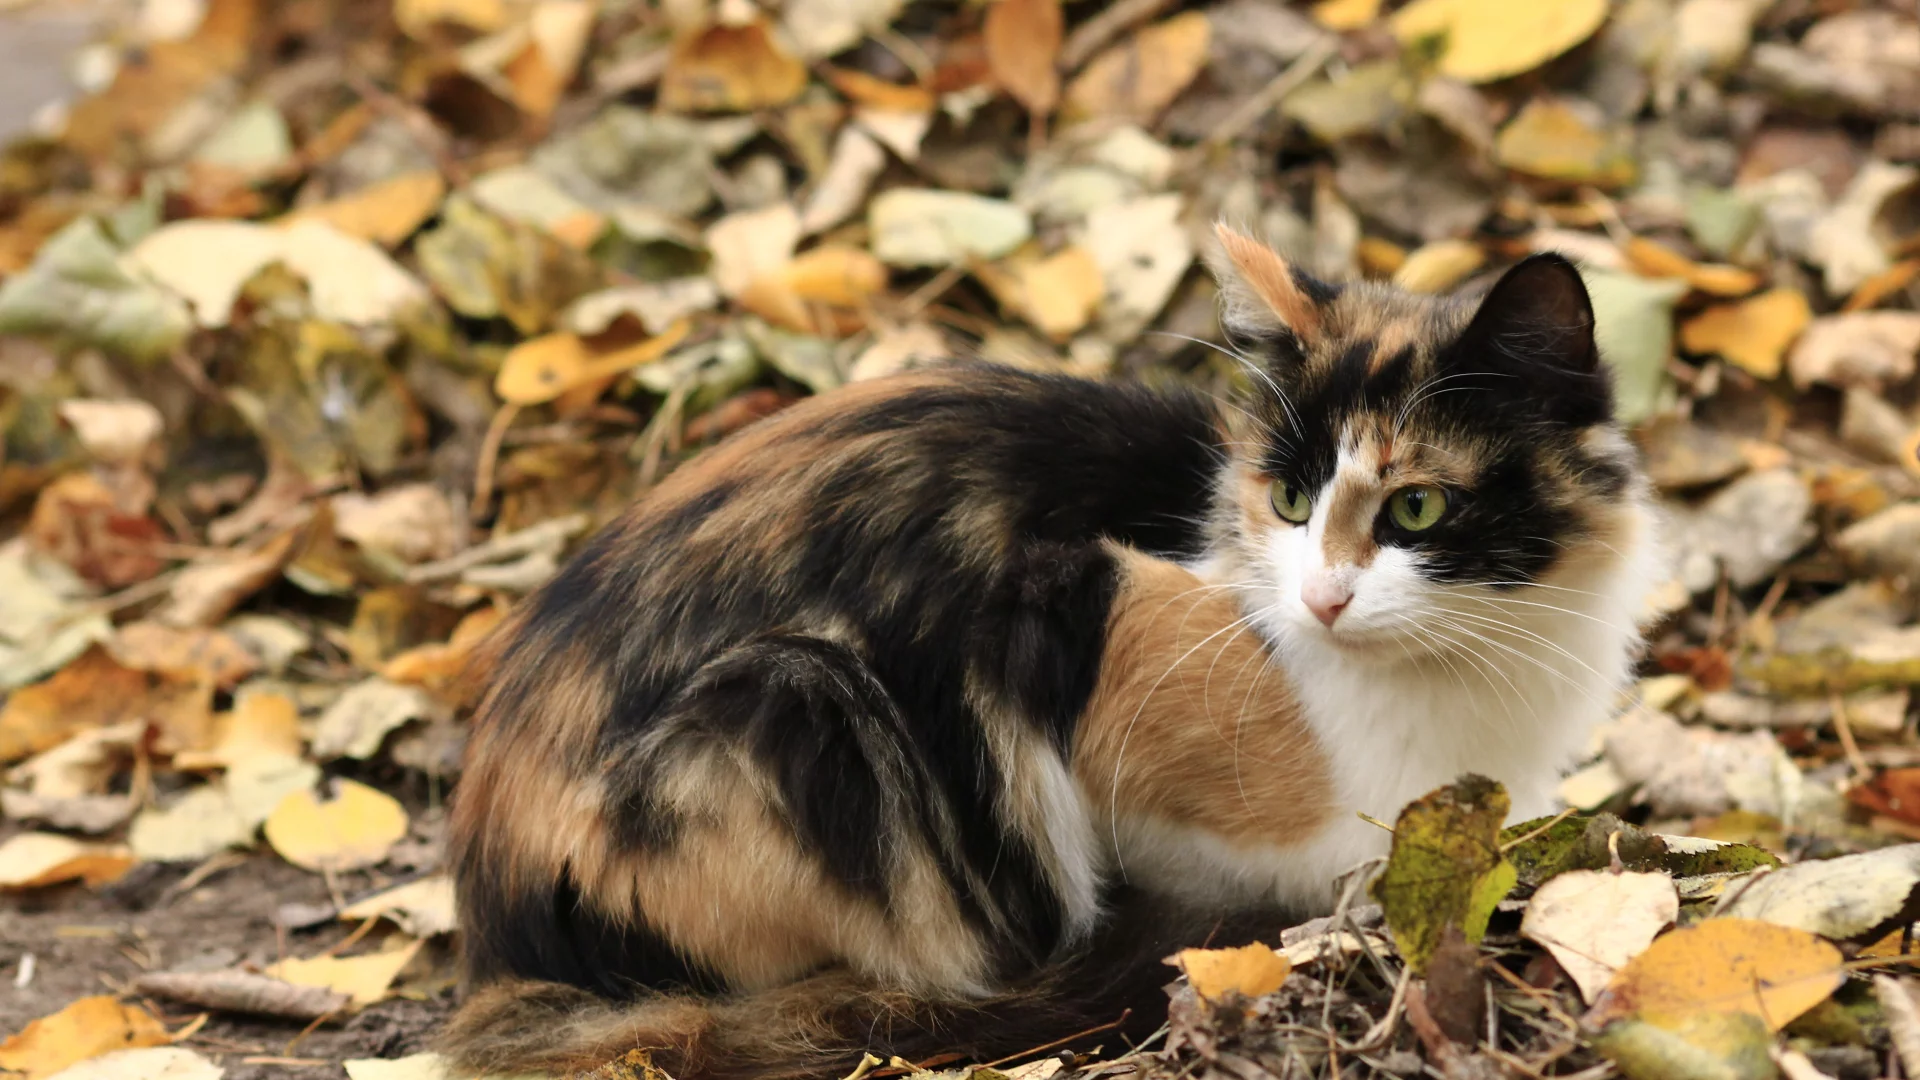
[1669,469,1816,592]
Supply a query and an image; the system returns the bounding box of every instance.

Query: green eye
[1270,480,1312,524]
[1388,485,1448,531]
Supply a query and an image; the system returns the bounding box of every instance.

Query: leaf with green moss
[1370,774,1516,975]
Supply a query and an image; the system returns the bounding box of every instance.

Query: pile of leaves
[0,0,1918,1075]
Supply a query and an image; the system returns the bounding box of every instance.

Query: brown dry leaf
[267,937,424,1008]
[1844,259,1920,313]
[1391,0,1608,84]
[156,528,300,628]
[263,778,410,872]
[1588,919,1844,1032]
[285,172,448,248]
[383,606,505,699]
[56,400,163,470]
[1787,311,1920,391]
[823,68,937,113]
[0,833,135,890]
[26,473,165,589]
[780,246,890,308]
[659,19,808,114]
[173,690,304,771]
[60,0,255,161]
[1061,12,1211,126]
[707,203,804,299]
[339,875,459,938]
[1625,239,1764,297]
[0,996,169,1079]
[0,647,155,765]
[495,321,689,406]
[501,0,598,119]
[1174,943,1292,1001]
[332,484,465,565]
[985,0,1064,117]
[109,622,260,688]
[1680,289,1813,380]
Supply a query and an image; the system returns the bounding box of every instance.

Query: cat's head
[1204,224,1653,664]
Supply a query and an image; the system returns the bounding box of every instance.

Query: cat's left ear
[1448,253,1611,423]
[1207,223,1328,349]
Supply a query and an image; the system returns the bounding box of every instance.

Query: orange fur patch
[1074,546,1334,845]
[1214,224,1321,341]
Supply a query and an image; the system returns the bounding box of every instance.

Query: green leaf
[1369,774,1516,975]
[0,217,192,362]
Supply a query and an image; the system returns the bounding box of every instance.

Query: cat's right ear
[1206,223,1327,349]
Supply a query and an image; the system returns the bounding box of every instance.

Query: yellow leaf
[1624,238,1762,297]
[395,0,505,37]
[1679,289,1812,380]
[264,778,410,873]
[383,606,506,698]
[1589,918,1844,1032]
[0,996,168,1079]
[1392,240,1485,293]
[1902,426,1920,481]
[1062,12,1211,125]
[1391,0,1608,84]
[1313,0,1382,30]
[659,19,808,113]
[985,0,1064,116]
[1,647,181,765]
[1016,245,1105,341]
[1175,943,1291,1001]
[285,172,447,248]
[781,246,890,307]
[1494,98,1636,188]
[823,68,936,113]
[495,321,690,405]
[1356,237,1408,277]
[173,690,304,771]
[0,833,134,890]
[269,937,424,1008]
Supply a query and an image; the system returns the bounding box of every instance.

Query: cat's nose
[1302,573,1353,628]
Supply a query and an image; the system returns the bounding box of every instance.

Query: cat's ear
[1455,253,1599,375]
[1207,223,1327,347]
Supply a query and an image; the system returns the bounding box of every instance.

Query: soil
[1,832,455,1078]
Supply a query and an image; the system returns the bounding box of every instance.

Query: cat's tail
[436,896,1273,1080]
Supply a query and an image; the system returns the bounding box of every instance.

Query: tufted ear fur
[1206,223,1326,347]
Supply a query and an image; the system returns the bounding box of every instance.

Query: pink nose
[1303,575,1353,628]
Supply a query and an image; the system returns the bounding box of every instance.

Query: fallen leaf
[1521,870,1679,1002]
[567,279,722,337]
[1061,13,1211,126]
[396,0,503,36]
[985,0,1063,117]
[129,755,320,862]
[0,997,169,1079]
[495,322,689,406]
[311,678,450,761]
[1173,943,1291,1001]
[1391,240,1484,293]
[173,688,304,771]
[7,719,144,802]
[0,647,160,765]
[110,622,260,688]
[869,189,1034,268]
[1002,245,1104,341]
[1082,194,1190,341]
[0,833,135,890]
[343,1053,456,1080]
[286,171,448,247]
[1589,918,1843,1032]
[1392,0,1609,84]
[1371,775,1517,976]
[268,937,424,1008]
[659,19,807,114]
[27,472,166,589]
[1495,97,1636,188]
[1624,238,1763,297]
[1679,289,1812,379]
[1807,161,1917,298]
[332,484,465,565]
[0,217,193,363]
[339,874,459,938]
[1593,1011,1777,1080]
[56,399,163,470]
[132,969,348,1021]
[1835,502,1920,582]
[1786,311,1920,391]
[823,68,936,113]
[156,528,299,628]
[781,0,905,59]
[1714,845,1920,943]
[1584,269,1687,426]
[1314,0,1382,31]
[706,203,803,299]
[799,125,888,236]
[383,606,504,700]
[43,1047,223,1080]
[264,777,410,872]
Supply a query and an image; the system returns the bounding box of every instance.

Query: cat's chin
[1273,616,1432,666]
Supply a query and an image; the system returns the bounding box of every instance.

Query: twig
[1500,808,1576,852]
[1832,690,1870,782]
[471,402,522,523]
[1059,0,1173,71]
[405,513,592,584]
[134,970,350,1021]
[1196,39,1338,154]
[981,1010,1132,1068]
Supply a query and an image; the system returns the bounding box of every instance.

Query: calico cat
[439,226,1660,1078]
